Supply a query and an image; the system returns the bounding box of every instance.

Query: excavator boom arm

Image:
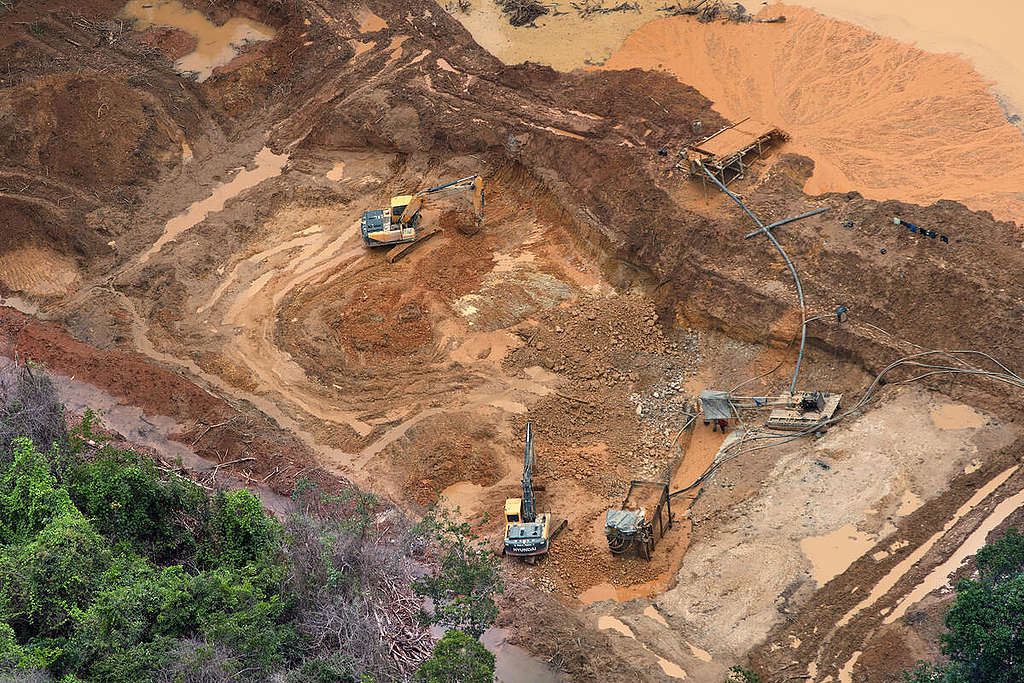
[397,175,485,225]
[522,422,536,523]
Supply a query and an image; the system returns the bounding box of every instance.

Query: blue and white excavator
[360,174,484,247]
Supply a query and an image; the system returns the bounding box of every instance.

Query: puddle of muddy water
[0,296,40,316]
[896,490,922,516]
[800,523,876,585]
[479,628,561,683]
[141,146,288,263]
[835,464,1019,628]
[643,604,669,627]
[657,656,687,679]
[122,0,275,82]
[454,0,660,70]
[686,640,712,663]
[438,480,486,515]
[885,477,1024,624]
[326,161,346,181]
[930,403,987,430]
[597,615,636,638]
[355,6,388,33]
[838,650,862,683]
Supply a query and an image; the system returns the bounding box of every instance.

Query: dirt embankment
[0,307,346,499]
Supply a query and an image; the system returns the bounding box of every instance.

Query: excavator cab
[505,498,522,524]
[361,194,418,247]
[390,194,415,221]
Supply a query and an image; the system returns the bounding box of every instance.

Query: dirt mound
[0,306,346,499]
[438,209,478,234]
[604,6,1024,224]
[0,73,179,190]
[384,413,505,505]
[137,27,199,60]
[0,246,79,297]
[328,284,435,361]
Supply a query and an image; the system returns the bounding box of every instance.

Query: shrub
[0,438,76,543]
[68,447,209,562]
[414,630,494,683]
[210,490,280,567]
[286,653,371,683]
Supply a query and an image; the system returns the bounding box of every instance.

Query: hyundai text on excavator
[360,174,484,247]
[502,422,565,561]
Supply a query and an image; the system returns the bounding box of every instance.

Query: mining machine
[360,174,484,247]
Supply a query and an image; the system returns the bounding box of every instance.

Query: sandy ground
[785,0,1024,124]
[453,4,1024,225]
[603,6,1024,225]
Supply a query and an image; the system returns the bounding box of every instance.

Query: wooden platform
[682,118,786,188]
[765,392,842,431]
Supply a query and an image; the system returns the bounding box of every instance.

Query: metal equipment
[503,422,563,560]
[764,391,841,431]
[360,174,485,247]
[605,480,673,561]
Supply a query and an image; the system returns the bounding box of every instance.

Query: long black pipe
[699,165,807,394]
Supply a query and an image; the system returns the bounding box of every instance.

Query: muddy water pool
[121,0,275,81]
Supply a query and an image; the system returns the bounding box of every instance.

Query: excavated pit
[4,0,1024,680]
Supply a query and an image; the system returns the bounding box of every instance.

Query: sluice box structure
[682,118,787,188]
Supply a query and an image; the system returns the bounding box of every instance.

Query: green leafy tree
[725,665,761,682]
[414,629,495,683]
[413,507,504,639]
[0,507,109,639]
[904,528,1024,682]
[211,489,281,567]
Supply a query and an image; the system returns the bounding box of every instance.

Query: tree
[904,528,1024,682]
[414,630,495,683]
[412,507,504,639]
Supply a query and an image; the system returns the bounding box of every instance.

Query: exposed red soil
[5,0,1024,680]
[137,27,199,60]
[0,306,348,498]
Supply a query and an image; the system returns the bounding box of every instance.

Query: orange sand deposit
[604,6,1024,225]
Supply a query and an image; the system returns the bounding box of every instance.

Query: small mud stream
[140,146,288,264]
[835,464,1019,629]
[885,476,1024,624]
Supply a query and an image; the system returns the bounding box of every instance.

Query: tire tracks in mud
[77,158,577,498]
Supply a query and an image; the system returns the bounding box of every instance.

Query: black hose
[699,165,807,395]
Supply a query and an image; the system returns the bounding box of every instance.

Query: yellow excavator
[503,422,565,561]
[360,174,484,247]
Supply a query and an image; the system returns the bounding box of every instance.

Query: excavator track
[385,228,440,263]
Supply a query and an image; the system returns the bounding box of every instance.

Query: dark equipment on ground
[605,480,673,560]
[360,174,484,247]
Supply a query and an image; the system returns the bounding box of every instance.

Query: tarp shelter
[700,390,732,420]
[605,509,645,535]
